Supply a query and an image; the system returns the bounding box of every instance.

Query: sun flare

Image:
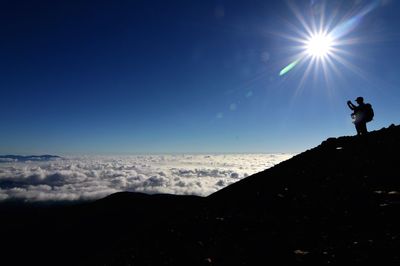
[278,0,380,80]
[305,33,333,59]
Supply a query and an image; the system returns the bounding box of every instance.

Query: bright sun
[305,33,333,58]
[279,0,379,78]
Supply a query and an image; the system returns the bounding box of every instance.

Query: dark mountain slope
[204,124,400,265]
[210,124,400,203]
[1,125,399,265]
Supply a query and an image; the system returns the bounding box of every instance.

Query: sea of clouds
[0,154,293,202]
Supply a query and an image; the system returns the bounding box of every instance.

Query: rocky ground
[1,124,400,265]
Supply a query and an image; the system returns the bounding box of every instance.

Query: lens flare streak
[279,59,300,76]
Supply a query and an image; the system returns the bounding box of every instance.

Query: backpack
[364,103,374,122]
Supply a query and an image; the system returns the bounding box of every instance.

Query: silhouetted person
[347,96,373,136]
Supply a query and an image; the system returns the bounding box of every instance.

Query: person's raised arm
[347,100,355,110]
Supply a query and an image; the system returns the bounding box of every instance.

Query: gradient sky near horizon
[1,0,400,155]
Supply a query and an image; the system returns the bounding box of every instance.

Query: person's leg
[355,123,362,135]
[360,122,368,135]
[356,122,367,135]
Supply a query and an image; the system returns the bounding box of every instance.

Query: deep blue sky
[1,0,400,154]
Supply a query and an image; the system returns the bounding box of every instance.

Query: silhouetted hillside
[1,125,399,265]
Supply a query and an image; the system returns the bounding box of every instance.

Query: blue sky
[1,0,400,155]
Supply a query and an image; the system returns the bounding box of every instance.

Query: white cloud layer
[0,154,293,201]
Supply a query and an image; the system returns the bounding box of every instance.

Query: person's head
[355,96,364,104]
